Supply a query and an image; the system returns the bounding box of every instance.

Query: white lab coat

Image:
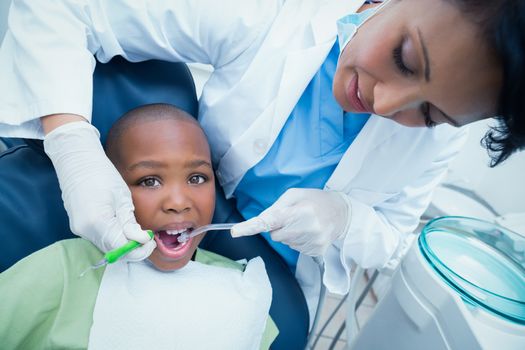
[0,0,467,321]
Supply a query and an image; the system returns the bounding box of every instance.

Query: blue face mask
[336,2,388,52]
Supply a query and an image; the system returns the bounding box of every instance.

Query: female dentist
[0,0,523,346]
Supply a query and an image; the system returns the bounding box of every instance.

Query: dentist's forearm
[41,114,88,135]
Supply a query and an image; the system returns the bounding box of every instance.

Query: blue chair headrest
[0,57,198,270]
[93,56,198,145]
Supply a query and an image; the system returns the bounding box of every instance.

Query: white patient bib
[88,257,272,350]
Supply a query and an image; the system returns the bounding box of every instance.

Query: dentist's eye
[421,103,437,128]
[393,44,414,76]
[139,177,161,188]
[188,175,207,185]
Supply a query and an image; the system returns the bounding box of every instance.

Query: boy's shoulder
[48,240,245,274]
[58,237,103,253]
[195,248,245,272]
[50,240,242,272]
[57,238,104,264]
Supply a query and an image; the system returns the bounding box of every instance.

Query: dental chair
[0,57,309,349]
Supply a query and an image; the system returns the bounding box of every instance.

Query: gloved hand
[44,121,156,260]
[231,188,352,256]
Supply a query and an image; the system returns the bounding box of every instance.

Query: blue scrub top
[234,43,370,271]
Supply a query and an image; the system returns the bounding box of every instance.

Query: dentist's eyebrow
[417,28,430,82]
[416,28,461,127]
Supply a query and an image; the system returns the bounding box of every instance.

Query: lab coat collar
[272,0,366,143]
[217,0,367,197]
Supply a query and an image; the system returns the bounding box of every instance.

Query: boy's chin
[147,250,193,271]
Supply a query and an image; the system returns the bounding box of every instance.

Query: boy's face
[116,118,215,271]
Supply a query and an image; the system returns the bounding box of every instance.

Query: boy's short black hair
[105,103,203,165]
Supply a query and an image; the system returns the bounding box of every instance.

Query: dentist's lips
[154,229,194,259]
[346,74,373,113]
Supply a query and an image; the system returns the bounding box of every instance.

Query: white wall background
[2,1,524,216]
[445,120,525,215]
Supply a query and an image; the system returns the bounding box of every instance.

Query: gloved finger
[269,227,295,243]
[231,217,270,237]
[284,236,321,256]
[257,205,291,231]
[125,240,157,262]
[115,190,151,244]
[231,189,302,238]
[123,221,152,244]
[101,218,130,252]
[272,229,311,247]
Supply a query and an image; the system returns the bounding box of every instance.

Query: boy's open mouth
[154,228,194,258]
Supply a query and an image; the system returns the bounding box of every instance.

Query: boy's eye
[139,177,161,188]
[188,175,206,185]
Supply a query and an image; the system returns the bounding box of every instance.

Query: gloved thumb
[231,217,270,237]
[122,221,153,244]
[125,239,157,262]
[120,214,156,261]
[231,204,289,237]
[115,191,152,245]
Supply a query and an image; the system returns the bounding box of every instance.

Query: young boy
[0,104,277,349]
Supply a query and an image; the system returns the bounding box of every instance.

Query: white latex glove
[231,188,352,256]
[43,121,156,260]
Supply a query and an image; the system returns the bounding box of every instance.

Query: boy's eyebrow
[127,159,212,171]
[185,159,213,169]
[127,160,166,171]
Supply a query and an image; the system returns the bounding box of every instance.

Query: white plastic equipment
[349,216,525,350]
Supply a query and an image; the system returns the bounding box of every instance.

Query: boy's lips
[154,228,194,259]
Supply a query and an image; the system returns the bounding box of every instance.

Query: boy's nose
[163,188,192,214]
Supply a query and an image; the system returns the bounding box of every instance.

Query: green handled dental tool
[79,230,154,277]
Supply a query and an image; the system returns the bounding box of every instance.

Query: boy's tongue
[154,230,194,259]
[157,231,183,249]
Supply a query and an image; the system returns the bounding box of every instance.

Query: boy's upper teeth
[166,229,188,235]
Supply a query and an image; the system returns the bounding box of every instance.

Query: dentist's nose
[372,82,421,116]
[163,186,191,214]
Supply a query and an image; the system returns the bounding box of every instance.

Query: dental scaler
[79,230,154,277]
[177,223,237,243]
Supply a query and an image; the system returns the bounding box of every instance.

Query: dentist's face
[333,0,502,128]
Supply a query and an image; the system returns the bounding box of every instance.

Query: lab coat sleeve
[322,127,469,295]
[0,0,280,138]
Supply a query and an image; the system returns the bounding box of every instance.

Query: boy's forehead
[119,117,210,159]
[129,116,197,132]
[120,117,201,143]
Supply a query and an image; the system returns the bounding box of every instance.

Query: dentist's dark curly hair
[451,0,525,166]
